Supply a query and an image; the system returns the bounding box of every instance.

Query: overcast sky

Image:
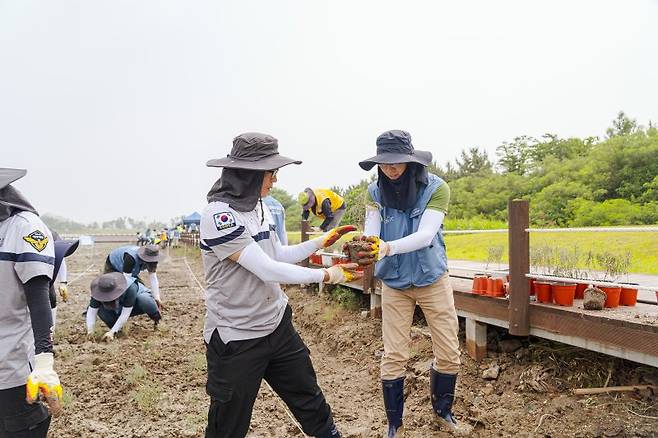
[2,1,657,224]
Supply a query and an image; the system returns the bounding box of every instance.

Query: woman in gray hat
[201,132,359,438]
[357,131,471,436]
[105,243,164,311]
[0,168,63,437]
[85,272,162,341]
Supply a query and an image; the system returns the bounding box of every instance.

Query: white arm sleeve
[110,306,133,334]
[271,236,323,264]
[387,210,445,256]
[86,306,98,333]
[149,272,160,301]
[237,242,325,284]
[364,206,381,237]
[56,260,68,283]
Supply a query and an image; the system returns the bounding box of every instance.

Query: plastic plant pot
[529,278,536,296]
[486,277,494,296]
[551,282,576,307]
[599,285,621,308]
[535,281,553,303]
[620,283,639,306]
[575,283,588,300]
[472,274,488,295]
[490,278,505,297]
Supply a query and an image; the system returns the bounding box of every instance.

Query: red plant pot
[575,283,588,299]
[529,279,536,296]
[552,283,576,307]
[490,278,505,297]
[620,284,638,306]
[309,254,322,265]
[599,285,621,308]
[535,282,553,303]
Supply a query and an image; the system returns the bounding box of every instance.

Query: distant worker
[85,272,162,341]
[136,231,149,246]
[0,168,63,437]
[298,188,346,232]
[263,195,288,244]
[171,226,181,248]
[48,231,79,330]
[104,244,164,310]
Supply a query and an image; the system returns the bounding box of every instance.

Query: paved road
[448,259,658,304]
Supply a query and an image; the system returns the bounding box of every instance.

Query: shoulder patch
[213,212,237,231]
[23,230,49,252]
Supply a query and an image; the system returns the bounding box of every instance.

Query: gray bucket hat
[90,272,128,302]
[359,130,432,171]
[137,244,163,263]
[0,168,27,190]
[206,132,302,170]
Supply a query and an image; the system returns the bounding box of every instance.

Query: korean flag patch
[214,212,237,231]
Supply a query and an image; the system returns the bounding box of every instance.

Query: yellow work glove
[102,331,115,342]
[322,225,357,248]
[322,263,363,284]
[26,353,63,415]
[58,283,69,302]
[368,236,390,260]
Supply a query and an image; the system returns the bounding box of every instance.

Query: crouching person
[86,272,162,341]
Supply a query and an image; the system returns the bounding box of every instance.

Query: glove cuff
[34,352,54,370]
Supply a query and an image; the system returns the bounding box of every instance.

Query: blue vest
[263,196,288,245]
[368,173,448,290]
[108,246,143,277]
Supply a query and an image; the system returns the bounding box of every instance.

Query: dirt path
[50,244,658,437]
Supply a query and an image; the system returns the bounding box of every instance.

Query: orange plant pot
[599,285,621,308]
[535,282,553,303]
[620,284,638,306]
[574,283,588,299]
[528,279,536,296]
[485,278,494,295]
[490,278,505,297]
[551,283,576,307]
[472,275,488,295]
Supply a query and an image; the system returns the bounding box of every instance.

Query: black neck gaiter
[377,164,428,211]
[0,185,38,222]
[207,168,265,212]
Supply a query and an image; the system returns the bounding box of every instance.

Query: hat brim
[206,154,302,171]
[138,246,163,263]
[358,150,432,171]
[55,239,80,261]
[90,272,127,302]
[0,168,27,190]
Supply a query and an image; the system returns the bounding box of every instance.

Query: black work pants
[205,306,334,438]
[0,385,50,438]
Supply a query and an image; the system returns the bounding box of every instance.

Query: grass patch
[330,285,362,311]
[132,381,162,413]
[445,230,658,274]
[126,364,148,386]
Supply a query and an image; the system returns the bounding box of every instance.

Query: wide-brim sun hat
[206,132,302,171]
[0,168,27,189]
[54,239,80,278]
[90,272,127,302]
[138,244,163,263]
[359,130,432,171]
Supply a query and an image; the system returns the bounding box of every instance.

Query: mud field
[50,243,657,437]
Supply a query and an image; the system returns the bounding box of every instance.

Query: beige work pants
[381,273,461,379]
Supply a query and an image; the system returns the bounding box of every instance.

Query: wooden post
[362,264,375,294]
[465,318,487,361]
[301,220,311,267]
[508,199,530,336]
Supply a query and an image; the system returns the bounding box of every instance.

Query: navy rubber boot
[316,421,341,438]
[382,377,404,437]
[430,369,472,436]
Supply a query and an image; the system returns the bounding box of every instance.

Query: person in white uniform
[0,168,63,438]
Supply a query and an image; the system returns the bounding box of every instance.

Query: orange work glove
[322,225,357,248]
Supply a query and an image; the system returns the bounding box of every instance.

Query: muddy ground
[50,243,657,437]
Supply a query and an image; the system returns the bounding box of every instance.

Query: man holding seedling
[0,168,63,437]
[201,132,360,438]
[356,130,471,437]
[298,187,346,232]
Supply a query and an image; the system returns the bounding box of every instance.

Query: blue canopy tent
[182,212,201,226]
